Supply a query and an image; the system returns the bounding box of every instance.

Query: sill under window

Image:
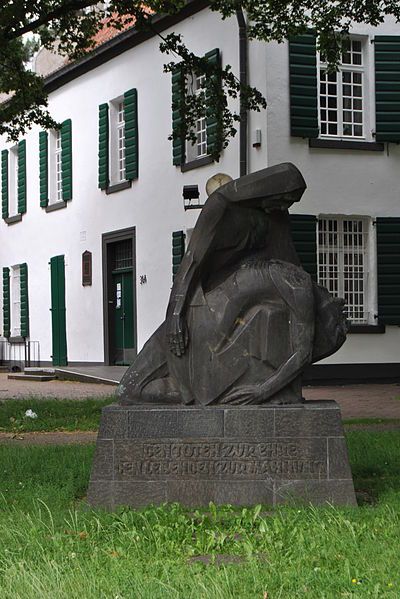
[309,138,384,151]
[348,324,386,334]
[105,180,132,195]
[4,214,23,225]
[181,155,214,173]
[45,201,67,213]
[9,336,25,344]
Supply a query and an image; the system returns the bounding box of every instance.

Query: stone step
[8,373,57,382]
[24,367,56,375]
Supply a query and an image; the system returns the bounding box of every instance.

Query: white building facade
[1,2,400,382]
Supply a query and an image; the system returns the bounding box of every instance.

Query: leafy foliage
[1,1,400,145]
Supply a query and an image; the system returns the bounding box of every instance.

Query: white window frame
[318,36,372,141]
[109,97,126,184]
[317,215,377,325]
[186,72,207,162]
[49,129,62,204]
[8,145,19,217]
[10,265,21,338]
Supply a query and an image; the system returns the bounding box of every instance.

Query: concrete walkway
[55,365,127,385]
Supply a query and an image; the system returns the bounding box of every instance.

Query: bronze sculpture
[117,162,348,406]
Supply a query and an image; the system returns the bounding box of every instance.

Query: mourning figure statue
[117,163,348,406]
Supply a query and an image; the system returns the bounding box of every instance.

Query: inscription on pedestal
[88,403,357,508]
[115,439,327,481]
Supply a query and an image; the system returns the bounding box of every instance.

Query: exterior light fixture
[183,185,204,210]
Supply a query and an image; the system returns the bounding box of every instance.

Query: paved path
[0,373,115,399]
[1,372,400,420]
[303,383,400,420]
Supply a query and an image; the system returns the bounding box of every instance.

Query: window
[317,216,376,324]
[8,146,19,217]
[186,73,207,162]
[110,98,126,184]
[10,265,21,337]
[98,90,138,190]
[319,39,365,138]
[49,129,63,204]
[39,119,72,208]
[171,48,222,167]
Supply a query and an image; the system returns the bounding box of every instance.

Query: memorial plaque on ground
[88,401,356,508]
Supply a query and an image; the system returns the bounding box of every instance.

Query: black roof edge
[44,0,209,94]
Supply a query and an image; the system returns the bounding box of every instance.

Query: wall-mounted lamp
[183,185,204,210]
[252,128,262,148]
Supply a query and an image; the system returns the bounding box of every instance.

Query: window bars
[318,217,368,323]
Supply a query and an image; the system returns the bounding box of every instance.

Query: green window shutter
[289,34,319,138]
[19,262,29,337]
[374,36,400,143]
[61,119,72,201]
[1,149,8,219]
[172,231,185,280]
[39,131,48,207]
[50,255,67,366]
[124,89,138,181]
[205,48,223,159]
[2,267,10,338]
[17,139,26,214]
[98,103,109,189]
[376,217,400,324]
[172,65,185,166]
[290,214,317,280]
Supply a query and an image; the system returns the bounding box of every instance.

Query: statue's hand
[221,385,261,405]
[167,313,189,357]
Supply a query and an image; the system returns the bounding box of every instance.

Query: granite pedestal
[88,401,356,508]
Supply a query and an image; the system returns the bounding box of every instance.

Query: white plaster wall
[0,7,244,364]
[265,18,400,364]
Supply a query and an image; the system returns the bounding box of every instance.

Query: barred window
[319,39,364,138]
[318,216,370,323]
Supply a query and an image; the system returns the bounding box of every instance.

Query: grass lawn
[0,397,114,432]
[0,431,399,598]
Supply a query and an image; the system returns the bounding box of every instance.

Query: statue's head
[217,162,307,211]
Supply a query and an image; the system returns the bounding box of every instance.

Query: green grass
[0,397,115,432]
[0,432,399,597]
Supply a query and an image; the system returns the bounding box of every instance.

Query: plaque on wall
[82,250,92,286]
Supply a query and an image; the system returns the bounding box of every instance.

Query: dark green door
[50,255,67,366]
[112,270,135,364]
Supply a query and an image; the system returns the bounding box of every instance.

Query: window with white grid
[11,265,21,337]
[318,217,370,323]
[8,146,18,217]
[186,72,207,161]
[48,129,62,205]
[55,130,62,201]
[319,39,364,138]
[117,102,126,181]
[109,97,126,184]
